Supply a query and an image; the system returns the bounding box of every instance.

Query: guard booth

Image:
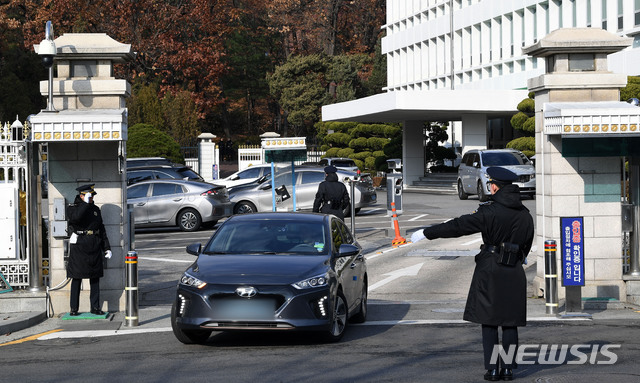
[524,28,640,305]
[30,32,134,314]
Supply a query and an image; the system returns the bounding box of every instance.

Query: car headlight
[180,272,207,289]
[292,273,329,290]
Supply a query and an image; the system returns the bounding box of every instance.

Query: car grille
[209,294,287,312]
[518,175,532,183]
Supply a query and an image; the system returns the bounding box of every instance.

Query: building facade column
[402,120,424,186]
[460,113,487,153]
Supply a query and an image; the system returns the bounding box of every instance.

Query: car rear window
[333,160,356,167]
[481,152,525,166]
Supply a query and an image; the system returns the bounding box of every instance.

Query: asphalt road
[5,191,640,382]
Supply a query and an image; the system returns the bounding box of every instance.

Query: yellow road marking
[0,329,63,347]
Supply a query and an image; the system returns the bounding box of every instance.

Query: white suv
[457,149,535,202]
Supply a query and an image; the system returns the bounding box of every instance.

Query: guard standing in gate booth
[66,184,112,316]
[411,167,534,382]
[313,165,350,221]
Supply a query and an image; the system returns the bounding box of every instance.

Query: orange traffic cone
[390,202,406,247]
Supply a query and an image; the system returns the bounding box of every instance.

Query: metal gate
[0,120,30,288]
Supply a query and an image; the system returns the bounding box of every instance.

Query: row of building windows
[384,0,640,91]
[388,0,640,28]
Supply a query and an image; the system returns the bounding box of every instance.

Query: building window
[618,0,624,30]
[587,0,592,27]
[635,0,640,26]
[569,53,595,71]
[602,0,607,30]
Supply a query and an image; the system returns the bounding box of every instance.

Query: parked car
[457,148,535,202]
[126,157,175,167]
[127,165,205,185]
[170,212,368,344]
[127,179,233,231]
[213,164,283,189]
[318,157,359,172]
[229,167,377,216]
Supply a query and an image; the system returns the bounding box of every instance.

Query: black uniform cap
[487,167,517,185]
[324,165,337,173]
[76,184,97,195]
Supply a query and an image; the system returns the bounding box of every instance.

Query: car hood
[191,254,329,285]
[488,165,534,175]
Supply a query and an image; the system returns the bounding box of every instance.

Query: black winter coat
[312,173,350,220]
[66,195,111,279]
[422,184,534,326]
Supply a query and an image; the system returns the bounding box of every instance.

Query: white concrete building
[322,0,640,186]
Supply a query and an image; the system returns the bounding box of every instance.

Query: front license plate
[215,298,276,320]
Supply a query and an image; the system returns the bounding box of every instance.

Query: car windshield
[481,152,526,166]
[204,219,328,255]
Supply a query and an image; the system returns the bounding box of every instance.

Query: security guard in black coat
[312,165,350,220]
[66,184,112,316]
[411,167,534,382]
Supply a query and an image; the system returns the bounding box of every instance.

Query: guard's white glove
[104,250,112,259]
[83,193,91,203]
[411,230,426,244]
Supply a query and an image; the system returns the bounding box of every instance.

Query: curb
[0,311,47,336]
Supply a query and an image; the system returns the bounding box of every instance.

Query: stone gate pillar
[523,28,638,303]
[31,33,134,314]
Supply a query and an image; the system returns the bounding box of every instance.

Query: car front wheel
[178,208,202,232]
[170,301,211,344]
[322,290,348,342]
[477,181,489,202]
[457,180,468,200]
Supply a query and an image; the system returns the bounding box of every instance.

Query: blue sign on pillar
[560,217,585,286]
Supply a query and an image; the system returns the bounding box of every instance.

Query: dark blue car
[171,212,368,344]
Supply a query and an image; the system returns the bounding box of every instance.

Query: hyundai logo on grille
[236,286,258,298]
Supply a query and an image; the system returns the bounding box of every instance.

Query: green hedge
[127,123,183,163]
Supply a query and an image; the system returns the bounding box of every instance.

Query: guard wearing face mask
[312,165,350,220]
[66,184,112,316]
[411,167,534,382]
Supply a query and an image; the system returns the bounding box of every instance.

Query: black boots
[484,368,500,381]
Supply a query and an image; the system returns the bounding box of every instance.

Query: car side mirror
[186,243,201,256]
[259,183,272,190]
[231,175,240,180]
[473,161,479,168]
[338,243,360,257]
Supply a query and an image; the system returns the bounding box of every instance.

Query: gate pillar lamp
[37,21,56,112]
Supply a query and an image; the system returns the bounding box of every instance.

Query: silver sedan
[127,179,233,231]
[229,167,377,215]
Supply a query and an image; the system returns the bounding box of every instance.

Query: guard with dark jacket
[411,167,534,382]
[66,184,112,316]
[312,165,350,220]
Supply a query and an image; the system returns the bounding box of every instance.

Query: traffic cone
[390,202,406,247]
